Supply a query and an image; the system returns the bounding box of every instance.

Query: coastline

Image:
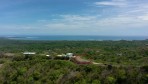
[4,35,148,41]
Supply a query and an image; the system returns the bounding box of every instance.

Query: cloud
[60,15,98,21]
[1,13,148,36]
[1,0,148,36]
[45,14,148,30]
[42,14,148,36]
[93,0,148,22]
[138,14,148,21]
[94,0,127,7]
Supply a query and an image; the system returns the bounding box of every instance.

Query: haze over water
[6,35,148,41]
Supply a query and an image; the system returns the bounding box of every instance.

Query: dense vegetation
[0,38,148,84]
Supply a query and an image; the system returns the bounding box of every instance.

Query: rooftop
[23,52,36,55]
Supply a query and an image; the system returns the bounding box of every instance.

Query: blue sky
[0,0,148,36]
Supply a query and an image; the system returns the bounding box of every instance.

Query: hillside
[0,39,148,84]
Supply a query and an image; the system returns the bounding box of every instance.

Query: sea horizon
[1,35,148,41]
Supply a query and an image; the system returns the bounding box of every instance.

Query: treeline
[0,39,148,65]
[0,39,148,83]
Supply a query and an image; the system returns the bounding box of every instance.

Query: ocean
[5,35,148,41]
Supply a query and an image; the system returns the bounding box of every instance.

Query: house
[55,54,69,60]
[23,52,36,59]
[56,53,73,57]
[46,55,53,59]
[57,54,66,57]
[23,52,36,55]
[23,52,36,57]
[66,53,73,57]
[46,55,50,57]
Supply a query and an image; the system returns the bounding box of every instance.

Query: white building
[66,53,73,57]
[23,52,36,55]
[46,55,50,57]
[57,54,66,57]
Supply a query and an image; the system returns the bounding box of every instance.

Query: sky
[0,0,148,36]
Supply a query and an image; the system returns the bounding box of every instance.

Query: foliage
[0,39,148,83]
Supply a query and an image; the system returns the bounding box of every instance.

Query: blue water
[5,35,148,41]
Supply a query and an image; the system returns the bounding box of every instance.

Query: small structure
[46,55,50,57]
[56,53,73,57]
[66,53,73,57]
[23,52,36,57]
[57,55,63,57]
[55,53,74,60]
[46,55,53,59]
[23,52,36,55]
[23,52,36,59]
[57,54,66,57]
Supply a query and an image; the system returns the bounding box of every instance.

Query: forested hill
[0,39,148,83]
